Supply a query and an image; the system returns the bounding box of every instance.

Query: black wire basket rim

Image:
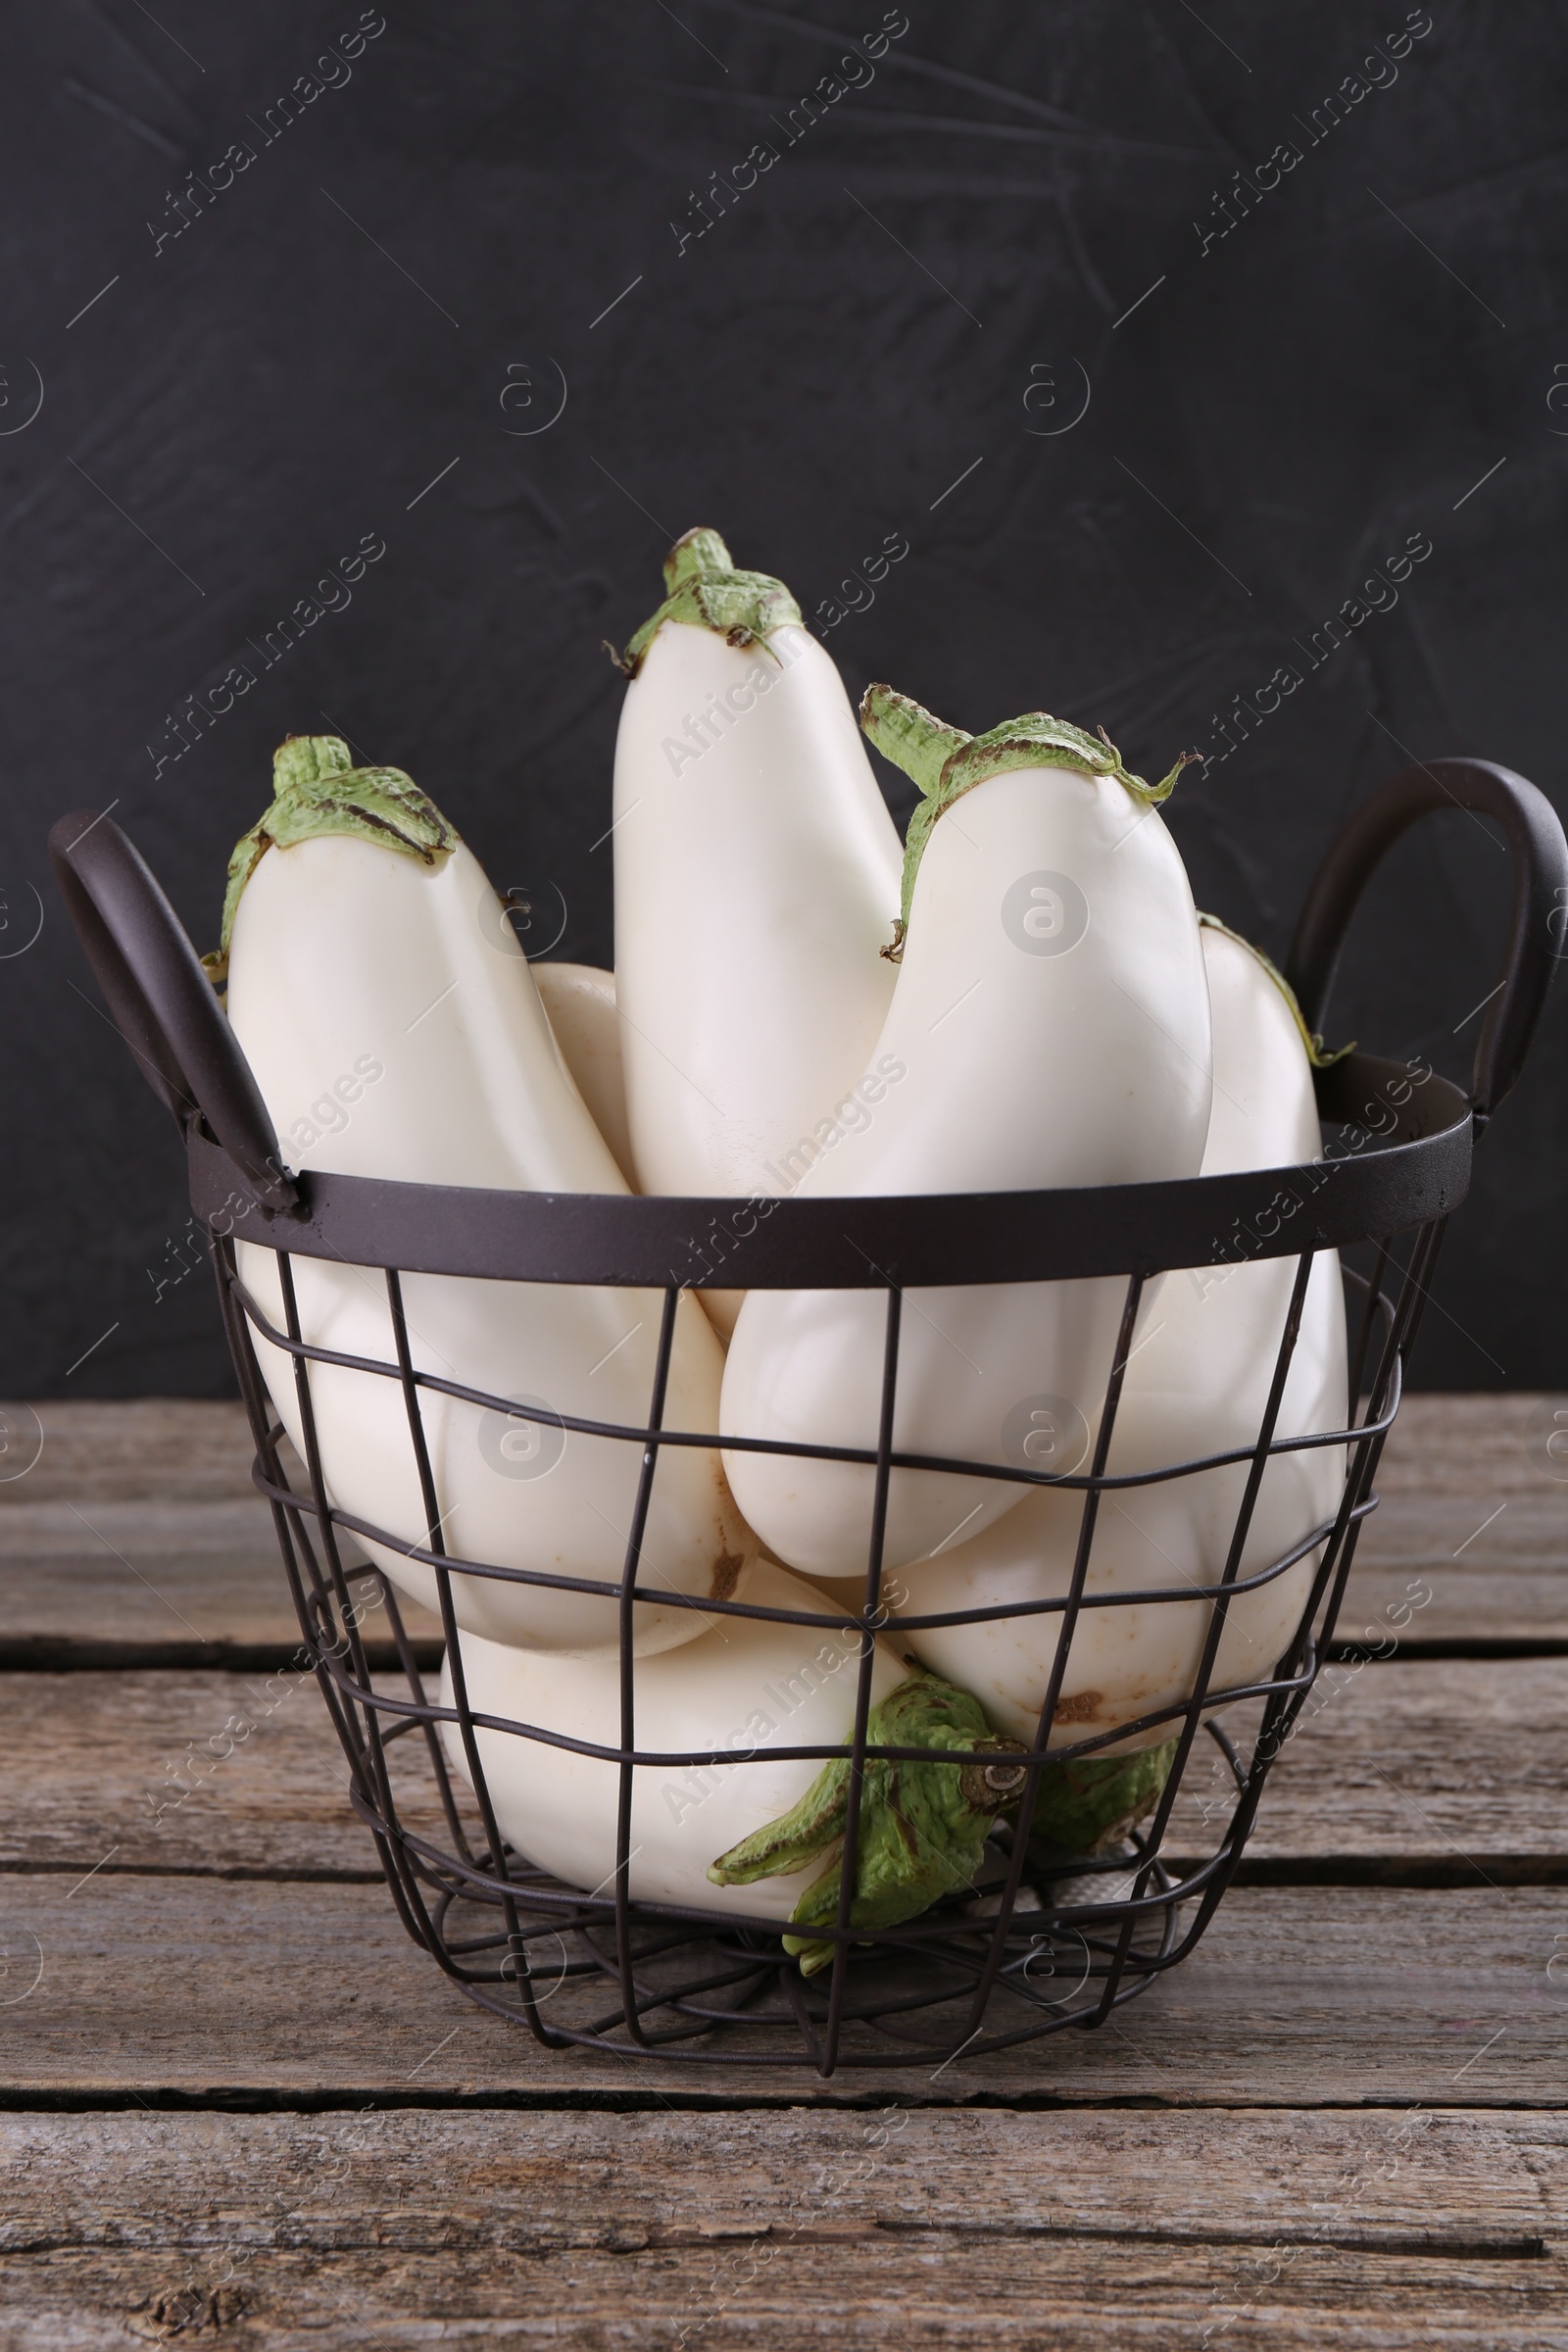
[186,1044,1470,1292]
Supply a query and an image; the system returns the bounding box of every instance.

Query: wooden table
[2,1395,1564,2347]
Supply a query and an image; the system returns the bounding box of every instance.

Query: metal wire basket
[51,758,1565,2076]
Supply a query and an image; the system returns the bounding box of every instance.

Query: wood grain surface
[0,2111,1562,2350]
[0,1401,441,1662]
[6,2235,1562,2349]
[3,2106,1561,2247]
[0,1874,1558,2104]
[0,1397,1561,2349]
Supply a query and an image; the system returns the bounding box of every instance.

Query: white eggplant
[719,691,1211,1583]
[220,736,756,1655]
[893,916,1348,1751]
[612,528,904,1337]
[440,1560,1030,1969]
[532,961,634,1188]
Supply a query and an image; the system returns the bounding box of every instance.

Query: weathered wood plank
[1167,1654,1568,1869]
[1,2105,1561,2250]
[0,1397,300,1655]
[1344,1391,1568,1646]
[0,1402,440,1659]
[0,1657,1559,1883]
[0,1402,257,1504]
[0,1877,1558,2104]
[0,1523,435,1668]
[0,1667,432,1880]
[4,1396,1564,1655]
[6,2240,1563,2351]
[0,2111,1561,2350]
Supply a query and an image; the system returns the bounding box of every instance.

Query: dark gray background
[4,1,1564,1396]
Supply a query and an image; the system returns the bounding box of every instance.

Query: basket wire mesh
[205,1211,1420,2072]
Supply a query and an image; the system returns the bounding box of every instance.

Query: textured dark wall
[4,1,1565,1396]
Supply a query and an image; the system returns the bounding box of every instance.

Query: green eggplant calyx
[707,1672,1027,1978]
[859,682,971,797]
[663,525,735,589]
[206,734,459,981]
[1197,910,1355,1069]
[1027,1739,1179,1863]
[860,686,1197,939]
[615,525,805,677]
[270,733,354,794]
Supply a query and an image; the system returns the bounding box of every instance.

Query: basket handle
[49,810,297,1210]
[1286,758,1568,1130]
